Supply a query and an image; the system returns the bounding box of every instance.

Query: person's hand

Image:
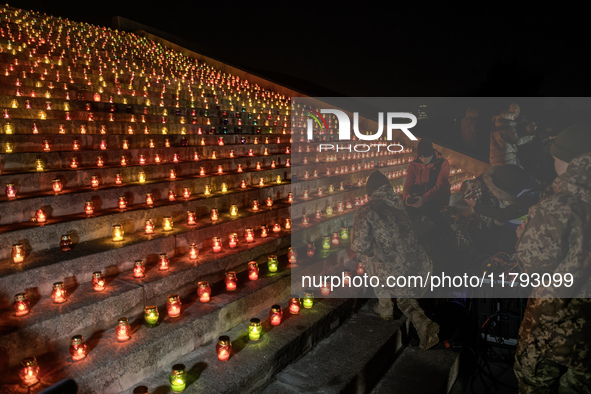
[516,222,525,239]
[463,198,476,208]
[411,196,424,208]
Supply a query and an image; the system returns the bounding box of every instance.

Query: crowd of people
[351,105,591,393]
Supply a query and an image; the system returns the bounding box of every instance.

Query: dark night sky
[7,1,590,98]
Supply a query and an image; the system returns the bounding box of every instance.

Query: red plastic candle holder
[216,336,231,362]
[269,305,283,326]
[197,281,211,303]
[166,294,182,318]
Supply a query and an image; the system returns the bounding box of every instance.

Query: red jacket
[402,150,451,207]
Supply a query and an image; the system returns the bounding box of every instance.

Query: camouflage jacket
[351,183,432,298]
[515,152,591,371]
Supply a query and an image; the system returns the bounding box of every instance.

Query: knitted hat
[366,171,390,196]
[550,123,591,163]
[417,138,434,157]
[492,165,530,196]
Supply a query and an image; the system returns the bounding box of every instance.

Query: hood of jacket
[552,152,591,205]
[369,183,404,210]
[494,117,516,128]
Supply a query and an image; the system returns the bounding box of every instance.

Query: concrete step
[370,345,460,394]
[260,303,406,394]
[0,253,295,393]
[121,296,364,394]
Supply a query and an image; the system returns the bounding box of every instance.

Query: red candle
[248,261,259,280]
[256,162,261,170]
[216,336,231,362]
[240,180,247,189]
[307,243,315,257]
[19,357,40,386]
[228,233,238,248]
[133,260,145,278]
[116,317,131,341]
[91,176,100,188]
[173,153,180,163]
[269,305,283,326]
[70,157,79,168]
[6,183,16,200]
[315,209,322,220]
[183,187,191,199]
[12,244,25,263]
[168,190,176,201]
[288,298,300,314]
[212,237,222,253]
[302,214,309,226]
[245,228,254,243]
[13,293,30,316]
[331,232,340,246]
[85,201,94,216]
[35,208,47,223]
[260,226,268,238]
[144,219,154,234]
[320,283,331,296]
[200,167,206,176]
[169,169,176,179]
[42,139,51,152]
[69,335,88,361]
[285,219,292,230]
[158,254,169,271]
[118,196,127,210]
[217,165,223,174]
[146,193,154,206]
[210,208,219,221]
[120,156,127,166]
[91,272,106,291]
[52,178,63,194]
[197,281,211,303]
[237,164,243,172]
[187,211,196,226]
[252,199,259,211]
[266,197,273,207]
[225,271,237,291]
[356,262,365,275]
[97,156,104,167]
[139,155,146,165]
[189,244,199,260]
[193,152,200,161]
[166,294,182,318]
[273,223,281,233]
[288,247,297,264]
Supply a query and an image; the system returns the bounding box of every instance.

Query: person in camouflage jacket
[514,132,591,393]
[352,171,439,350]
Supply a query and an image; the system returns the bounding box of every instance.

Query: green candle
[340,227,349,240]
[322,236,331,250]
[267,255,278,273]
[249,318,262,341]
[303,291,314,309]
[144,305,159,327]
[169,364,187,393]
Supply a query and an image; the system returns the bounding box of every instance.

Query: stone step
[259,303,406,394]
[370,345,461,394]
[0,252,295,393]
[0,235,291,369]
[120,295,364,394]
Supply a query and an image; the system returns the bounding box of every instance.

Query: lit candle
[167,294,182,318]
[97,156,104,167]
[216,336,231,362]
[91,272,106,291]
[144,219,154,234]
[252,199,259,211]
[315,209,322,220]
[343,271,352,286]
[267,255,278,273]
[193,152,200,161]
[260,225,268,238]
[320,282,331,296]
[133,260,145,278]
[212,237,222,253]
[340,227,350,240]
[51,282,67,303]
[170,364,187,393]
[168,190,176,201]
[12,244,25,263]
[266,197,273,207]
[13,293,30,316]
[158,254,170,271]
[225,271,237,291]
[258,177,264,187]
[144,305,159,328]
[19,357,40,386]
[302,214,309,226]
[237,164,243,172]
[173,153,180,163]
[189,244,199,260]
[356,262,365,275]
[183,187,191,199]
[332,232,340,246]
[69,335,88,361]
[91,175,100,188]
[289,298,300,314]
[240,179,247,189]
[204,184,211,196]
[247,261,259,280]
[303,190,309,199]
[272,223,281,233]
[197,281,211,303]
[35,159,44,171]
[84,201,94,216]
[230,204,238,216]
[285,218,292,230]
[248,318,262,341]
[112,224,124,241]
[60,235,72,251]
[138,171,146,183]
[303,291,314,308]
[245,228,254,243]
[116,317,131,342]
[35,208,47,224]
[288,247,297,264]
[269,305,283,326]
[337,201,345,213]
[210,208,219,221]
[42,139,51,152]
[118,196,127,210]
[228,233,238,248]
[139,155,146,165]
[162,217,173,231]
[199,167,206,176]
[276,175,282,184]
[217,165,223,174]
[122,140,129,150]
[146,193,154,206]
[6,183,16,200]
[52,178,63,194]
[256,162,261,170]
[211,151,217,159]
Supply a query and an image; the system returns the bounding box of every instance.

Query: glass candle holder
[146,193,154,206]
[139,155,146,165]
[116,317,131,342]
[303,290,314,308]
[115,173,123,186]
[69,335,88,361]
[173,153,180,163]
[91,271,106,291]
[144,305,159,327]
[326,206,333,215]
[118,196,127,210]
[158,254,169,271]
[307,243,315,257]
[247,261,259,280]
[204,184,211,196]
[248,318,262,341]
[217,165,223,174]
[189,244,199,260]
[35,159,44,172]
[340,227,350,240]
[212,236,222,253]
[288,247,297,264]
[138,171,146,184]
[288,192,293,203]
[315,209,322,220]
[133,260,145,278]
[252,199,259,211]
[240,179,247,189]
[230,204,238,216]
[154,154,161,164]
[269,305,283,326]
[266,197,273,207]
[331,232,340,246]
[237,164,243,172]
[36,208,47,223]
[210,208,219,221]
[167,294,182,318]
[162,217,173,231]
[228,233,238,248]
[85,201,94,216]
[14,293,30,316]
[168,190,176,201]
[356,262,365,275]
[12,243,25,263]
[52,178,63,194]
[91,175,100,188]
[216,336,231,362]
[183,187,191,199]
[260,225,268,238]
[225,271,237,291]
[285,218,292,230]
[303,190,309,199]
[51,282,67,303]
[343,271,352,286]
[60,235,72,251]
[322,236,331,250]
[6,183,17,200]
[289,298,301,314]
[170,364,187,393]
[273,223,281,233]
[197,281,211,303]
[96,156,104,167]
[245,228,255,243]
[144,219,155,235]
[19,357,40,386]
[256,162,261,170]
[112,225,124,241]
[169,169,176,179]
[221,182,228,193]
[258,177,265,187]
[267,255,278,273]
